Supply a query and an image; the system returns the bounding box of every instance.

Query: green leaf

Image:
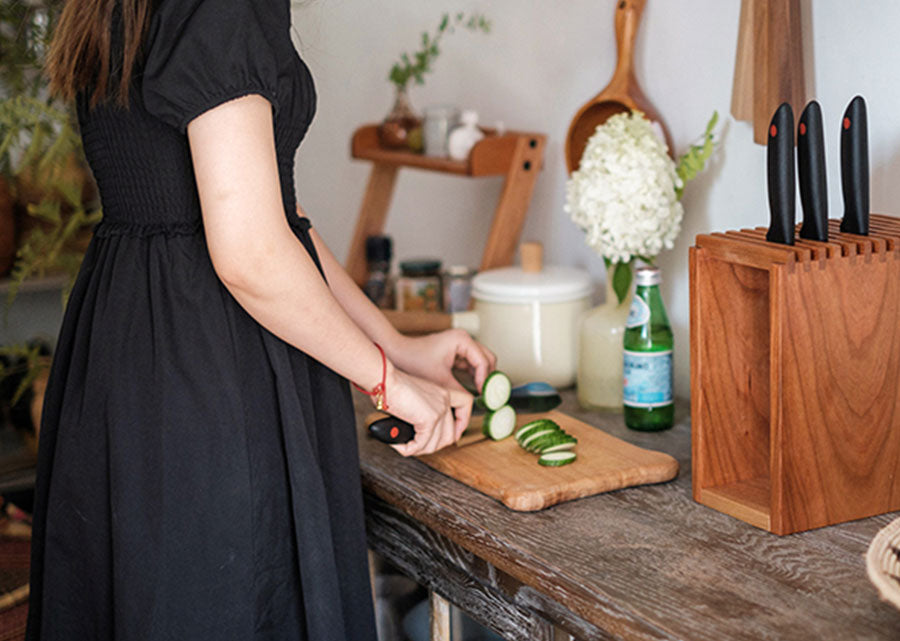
[611,261,633,305]
[675,110,719,200]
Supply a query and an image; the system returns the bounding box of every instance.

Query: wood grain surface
[356,392,900,640]
[417,410,678,511]
[692,218,900,534]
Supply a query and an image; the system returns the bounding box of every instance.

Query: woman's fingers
[449,387,473,440]
[389,387,472,456]
[455,334,496,390]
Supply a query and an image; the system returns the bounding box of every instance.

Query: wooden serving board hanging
[731,0,808,145]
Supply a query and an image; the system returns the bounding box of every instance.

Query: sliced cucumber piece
[526,432,575,453]
[515,419,558,443]
[539,441,577,454]
[538,451,577,466]
[519,426,562,450]
[481,371,512,411]
[480,405,516,441]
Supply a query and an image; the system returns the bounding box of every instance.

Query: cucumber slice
[539,441,577,454]
[481,371,512,411]
[515,419,558,443]
[538,451,577,466]
[480,405,516,441]
[526,432,575,453]
[519,426,561,450]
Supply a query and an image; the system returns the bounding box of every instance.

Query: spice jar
[442,265,476,313]
[396,259,442,312]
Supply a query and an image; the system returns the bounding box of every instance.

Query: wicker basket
[866,516,900,611]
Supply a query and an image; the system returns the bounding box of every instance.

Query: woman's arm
[301,213,496,391]
[186,94,469,456]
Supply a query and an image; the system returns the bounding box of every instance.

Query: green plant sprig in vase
[379,11,491,149]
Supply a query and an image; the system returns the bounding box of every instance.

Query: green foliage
[389,12,491,90]
[0,341,48,406]
[0,0,63,98]
[675,111,718,200]
[0,95,101,308]
[603,257,634,306]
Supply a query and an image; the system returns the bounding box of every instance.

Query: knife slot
[697,234,797,269]
[728,230,813,262]
[790,240,832,261]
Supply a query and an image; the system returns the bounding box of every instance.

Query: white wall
[290,0,900,399]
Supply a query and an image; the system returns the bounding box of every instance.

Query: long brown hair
[45,0,155,108]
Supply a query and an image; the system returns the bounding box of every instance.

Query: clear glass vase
[576,261,634,412]
[378,85,421,149]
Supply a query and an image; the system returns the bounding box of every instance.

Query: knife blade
[766,102,796,245]
[840,95,869,235]
[366,382,562,446]
[797,100,828,241]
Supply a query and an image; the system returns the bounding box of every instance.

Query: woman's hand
[383,367,473,457]
[388,329,497,393]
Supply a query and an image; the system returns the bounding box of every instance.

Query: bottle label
[623,349,673,407]
[626,296,651,328]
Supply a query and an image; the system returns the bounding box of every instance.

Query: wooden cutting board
[418,410,679,511]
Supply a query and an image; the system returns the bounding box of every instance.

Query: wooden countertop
[355,391,900,641]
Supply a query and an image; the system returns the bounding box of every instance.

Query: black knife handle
[766,102,796,245]
[840,95,869,235]
[367,415,415,444]
[798,101,828,241]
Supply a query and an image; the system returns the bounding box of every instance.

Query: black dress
[26,0,377,639]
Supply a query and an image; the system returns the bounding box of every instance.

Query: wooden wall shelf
[345,124,546,286]
[690,214,900,535]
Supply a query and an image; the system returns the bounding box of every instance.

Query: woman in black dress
[26,0,494,639]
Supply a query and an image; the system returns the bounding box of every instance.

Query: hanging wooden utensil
[565,0,672,173]
[735,0,806,145]
[731,0,756,122]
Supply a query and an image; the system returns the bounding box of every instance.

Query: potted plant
[0,0,100,446]
[379,11,491,149]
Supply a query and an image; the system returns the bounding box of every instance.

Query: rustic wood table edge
[354,392,900,641]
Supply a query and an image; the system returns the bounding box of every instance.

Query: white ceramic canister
[452,249,592,388]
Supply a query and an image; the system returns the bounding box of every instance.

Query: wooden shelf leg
[479,135,545,272]
[429,591,451,641]
[346,162,399,285]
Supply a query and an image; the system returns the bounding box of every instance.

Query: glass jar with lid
[396,259,442,312]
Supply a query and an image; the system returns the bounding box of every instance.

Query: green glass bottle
[623,266,674,431]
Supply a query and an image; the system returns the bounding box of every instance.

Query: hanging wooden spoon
[565,0,672,174]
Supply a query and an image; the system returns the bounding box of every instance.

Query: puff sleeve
[141,0,281,133]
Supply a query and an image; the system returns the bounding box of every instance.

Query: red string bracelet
[352,343,388,411]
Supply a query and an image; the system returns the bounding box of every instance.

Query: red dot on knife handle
[844,117,851,130]
[770,124,777,137]
[799,122,806,135]
[390,426,399,439]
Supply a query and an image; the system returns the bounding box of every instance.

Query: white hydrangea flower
[565,111,683,264]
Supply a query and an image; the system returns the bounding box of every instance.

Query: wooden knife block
[690,214,900,535]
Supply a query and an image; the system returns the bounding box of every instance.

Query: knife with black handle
[766,102,796,245]
[798,101,828,241]
[840,95,869,235]
[367,414,416,444]
[367,382,563,445]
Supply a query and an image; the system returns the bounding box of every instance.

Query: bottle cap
[444,265,475,278]
[365,236,392,263]
[400,259,442,277]
[461,110,479,126]
[634,266,661,286]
